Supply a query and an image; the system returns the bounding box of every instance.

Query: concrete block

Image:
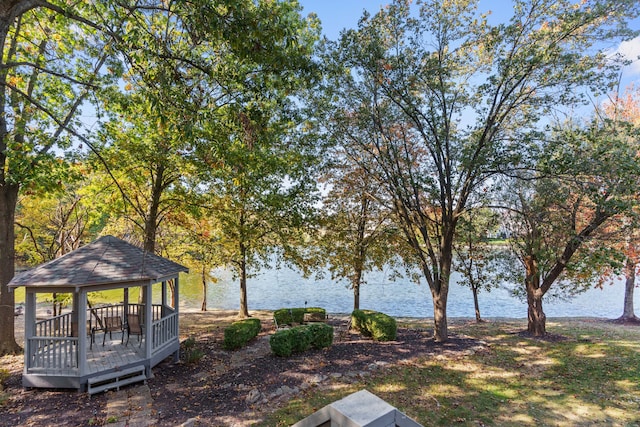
[331,390,396,427]
[292,389,423,427]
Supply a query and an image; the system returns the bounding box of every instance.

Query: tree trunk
[238,243,250,318]
[353,194,367,312]
[432,288,448,342]
[431,241,453,343]
[200,265,207,312]
[524,256,546,336]
[53,293,58,317]
[168,279,176,308]
[0,183,21,355]
[352,269,362,311]
[620,257,637,320]
[143,164,165,254]
[138,167,164,305]
[472,285,482,323]
[527,289,546,336]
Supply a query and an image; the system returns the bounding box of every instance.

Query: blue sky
[298,0,640,83]
[298,1,387,40]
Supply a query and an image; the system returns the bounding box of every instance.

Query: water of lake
[179,265,639,319]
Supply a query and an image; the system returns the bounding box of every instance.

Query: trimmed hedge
[307,322,334,349]
[223,318,262,350]
[273,307,326,327]
[270,323,334,357]
[270,329,293,357]
[290,326,313,353]
[351,309,397,341]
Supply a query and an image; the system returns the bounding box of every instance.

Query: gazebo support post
[123,288,129,324]
[24,291,36,367]
[143,283,153,376]
[77,289,88,378]
[173,276,180,362]
[161,281,168,317]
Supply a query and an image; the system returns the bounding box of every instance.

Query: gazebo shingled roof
[9,235,188,289]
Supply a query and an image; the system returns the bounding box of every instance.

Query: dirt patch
[0,311,484,426]
[516,330,569,342]
[607,316,640,326]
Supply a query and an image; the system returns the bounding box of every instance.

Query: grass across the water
[265,318,640,427]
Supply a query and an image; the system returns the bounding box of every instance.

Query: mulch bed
[0,312,484,426]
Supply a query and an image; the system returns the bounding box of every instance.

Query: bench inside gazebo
[9,235,188,394]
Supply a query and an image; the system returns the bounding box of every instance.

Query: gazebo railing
[151,310,178,354]
[28,336,79,371]
[35,312,74,337]
[33,304,166,337]
[28,303,176,373]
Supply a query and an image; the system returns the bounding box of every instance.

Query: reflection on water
[180,266,639,318]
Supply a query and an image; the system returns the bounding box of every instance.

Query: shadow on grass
[265,319,640,427]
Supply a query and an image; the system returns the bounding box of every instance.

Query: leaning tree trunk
[525,256,546,336]
[201,265,207,312]
[527,288,546,336]
[472,284,482,323]
[0,183,21,355]
[620,257,638,320]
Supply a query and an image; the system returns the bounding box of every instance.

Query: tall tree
[93,1,223,253]
[595,84,640,321]
[502,116,640,335]
[92,91,194,253]
[197,102,321,318]
[184,1,322,318]
[317,156,399,311]
[0,2,121,355]
[322,0,638,342]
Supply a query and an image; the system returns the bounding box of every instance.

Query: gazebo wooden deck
[9,235,188,394]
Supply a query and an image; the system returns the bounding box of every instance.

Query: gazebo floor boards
[28,332,145,376]
[87,332,145,375]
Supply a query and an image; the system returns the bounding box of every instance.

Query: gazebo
[8,235,188,394]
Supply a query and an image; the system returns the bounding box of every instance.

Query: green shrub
[351,309,397,341]
[305,307,326,317]
[223,318,262,350]
[270,328,293,356]
[273,307,326,327]
[351,309,371,336]
[182,336,204,364]
[270,323,334,356]
[307,322,334,349]
[274,308,301,326]
[369,312,397,341]
[289,325,313,353]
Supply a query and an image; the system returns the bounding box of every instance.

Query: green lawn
[264,318,640,426]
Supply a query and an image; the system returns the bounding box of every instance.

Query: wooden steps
[87,365,146,395]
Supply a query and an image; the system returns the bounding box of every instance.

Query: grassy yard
[264,318,640,427]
